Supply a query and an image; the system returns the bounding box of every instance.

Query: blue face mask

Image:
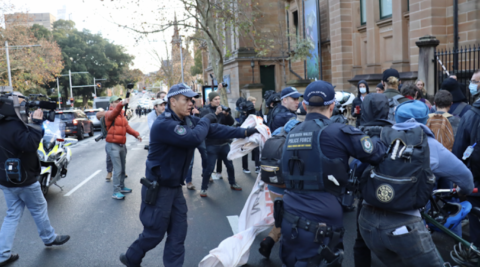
[359,87,367,94]
[469,83,478,96]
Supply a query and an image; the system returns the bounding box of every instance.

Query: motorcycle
[37,120,77,195]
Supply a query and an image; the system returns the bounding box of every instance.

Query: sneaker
[209,176,214,183]
[259,236,275,259]
[217,172,223,179]
[243,169,251,174]
[187,183,196,190]
[120,187,132,193]
[200,190,208,197]
[119,253,134,267]
[125,174,128,178]
[45,235,70,246]
[106,172,112,182]
[0,254,19,266]
[230,184,242,191]
[112,192,125,200]
[255,166,260,174]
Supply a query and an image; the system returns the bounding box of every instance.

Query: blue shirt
[147,110,159,130]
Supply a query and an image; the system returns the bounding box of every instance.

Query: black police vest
[281,119,348,197]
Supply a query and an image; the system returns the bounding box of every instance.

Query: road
[0,94,459,267]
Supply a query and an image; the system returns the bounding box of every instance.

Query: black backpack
[266,104,281,129]
[99,117,115,139]
[260,129,287,186]
[466,107,480,181]
[361,126,435,211]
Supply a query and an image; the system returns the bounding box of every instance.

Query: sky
[4,0,193,74]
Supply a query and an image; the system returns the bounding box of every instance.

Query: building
[5,13,56,30]
[202,0,480,107]
[57,5,67,21]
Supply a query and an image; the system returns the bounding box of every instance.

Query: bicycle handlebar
[432,188,478,196]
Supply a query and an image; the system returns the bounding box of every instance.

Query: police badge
[174,125,187,135]
[376,184,394,203]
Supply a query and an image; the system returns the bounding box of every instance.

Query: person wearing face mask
[468,69,480,103]
[351,80,369,127]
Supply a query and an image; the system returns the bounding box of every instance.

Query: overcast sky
[4,0,193,74]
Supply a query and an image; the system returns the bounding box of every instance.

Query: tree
[52,20,135,107]
[190,47,203,76]
[119,68,143,87]
[0,10,64,94]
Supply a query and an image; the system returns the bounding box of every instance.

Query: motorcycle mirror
[48,111,55,122]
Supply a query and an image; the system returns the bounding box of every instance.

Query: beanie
[394,100,429,125]
[209,92,219,102]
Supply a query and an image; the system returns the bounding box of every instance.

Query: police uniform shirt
[270,105,297,133]
[284,112,387,226]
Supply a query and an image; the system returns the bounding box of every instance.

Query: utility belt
[140,177,160,205]
[274,199,344,267]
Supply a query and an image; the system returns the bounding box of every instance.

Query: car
[55,110,94,140]
[84,109,103,130]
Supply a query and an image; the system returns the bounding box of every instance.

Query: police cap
[303,80,336,107]
[167,83,199,99]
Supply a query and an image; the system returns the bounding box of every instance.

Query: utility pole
[93,78,106,97]
[57,77,61,109]
[1,42,41,87]
[57,71,89,108]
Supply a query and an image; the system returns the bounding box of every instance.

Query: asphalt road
[0,94,459,267]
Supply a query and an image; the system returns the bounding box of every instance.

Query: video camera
[220,105,231,113]
[0,87,57,124]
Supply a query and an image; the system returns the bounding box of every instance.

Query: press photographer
[0,91,70,266]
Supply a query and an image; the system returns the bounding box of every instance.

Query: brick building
[203,0,480,107]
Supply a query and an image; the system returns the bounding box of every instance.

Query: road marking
[227,215,239,235]
[64,170,101,197]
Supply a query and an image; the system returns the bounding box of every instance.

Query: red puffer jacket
[105,103,139,144]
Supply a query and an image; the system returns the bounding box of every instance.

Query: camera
[220,105,231,113]
[221,82,228,88]
[0,89,57,123]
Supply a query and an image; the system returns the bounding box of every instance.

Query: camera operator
[0,92,70,266]
[199,84,242,197]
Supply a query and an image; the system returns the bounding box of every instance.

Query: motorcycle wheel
[40,174,49,196]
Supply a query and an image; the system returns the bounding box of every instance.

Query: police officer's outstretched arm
[207,123,251,140]
[156,116,212,148]
[341,125,387,165]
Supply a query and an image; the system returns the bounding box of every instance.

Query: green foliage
[287,38,314,62]
[190,50,203,76]
[31,24,51,40]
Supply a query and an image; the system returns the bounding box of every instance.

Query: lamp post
[251,59,255,84]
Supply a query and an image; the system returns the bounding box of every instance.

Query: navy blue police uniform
[268,87,302,133]
[279,81,387,267]
[121,84,250,267]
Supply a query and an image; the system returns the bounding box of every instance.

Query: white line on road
[64,170,101,197]
[227,215,239,235]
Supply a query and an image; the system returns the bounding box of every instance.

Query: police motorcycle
[38,120,77,195]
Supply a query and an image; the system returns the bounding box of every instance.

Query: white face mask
[359,87,367,94]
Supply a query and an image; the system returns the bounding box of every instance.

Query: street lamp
[251,59,255,84]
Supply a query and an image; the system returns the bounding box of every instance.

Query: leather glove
[203,113,217,123]
[245,127,259,137]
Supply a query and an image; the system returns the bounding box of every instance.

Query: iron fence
[434,45,480,104]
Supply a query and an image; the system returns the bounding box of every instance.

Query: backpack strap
[470,106,480,117]
[452,102,468,116]
[392,94,404,101]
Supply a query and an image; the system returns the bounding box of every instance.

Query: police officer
[120,84,258,267]
[268,87,301,132]
[278,81,387,267]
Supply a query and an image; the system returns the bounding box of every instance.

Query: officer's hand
[204,113,217,123]
[32,108,43,121]
[215,106,222,115]
[245,127,259,137]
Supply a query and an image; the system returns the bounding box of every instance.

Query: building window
[293,11,299,42]
[379,0,392,19]
[360,0,366,25]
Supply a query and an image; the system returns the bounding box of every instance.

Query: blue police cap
[167,83,199,99]
[281,87,303,99]
[303,80,336,106]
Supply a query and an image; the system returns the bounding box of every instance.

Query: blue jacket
[269,104,297,133]
[147,107,245,187]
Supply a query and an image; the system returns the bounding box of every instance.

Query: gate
[434,45,480,103]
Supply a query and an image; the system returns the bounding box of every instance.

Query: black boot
[259,236,275,259]
[0,254,19,266]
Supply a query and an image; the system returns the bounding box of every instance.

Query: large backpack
[387,95,403,121]
[466,107,480,181]
[426,113,454,151]
[361,126,435,211]
[100,116,115,140]
[260,129,287,186]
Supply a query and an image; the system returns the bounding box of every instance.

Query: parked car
[55,110,94,140]
[84,109,103,130]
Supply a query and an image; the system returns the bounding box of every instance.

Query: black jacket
[359,93,392,127]
[200,104,235,146]
[0,119,43,187]
[352,80,370,127]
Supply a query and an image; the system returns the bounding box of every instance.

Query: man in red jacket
[105,96,142,200]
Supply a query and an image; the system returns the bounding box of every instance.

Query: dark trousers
[216,159,222,173]
[202,144,236,190]
[467,196,480,246]
[353,200,371,267]
[126,186,187,267]
[242,147,260,170]
[185,141,208,183]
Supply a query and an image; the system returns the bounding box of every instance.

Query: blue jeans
[359,205,444,267]
[106,142,127,194]
[0,182,56,262]
[201,144,236,190]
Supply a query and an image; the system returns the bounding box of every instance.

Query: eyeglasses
[470,80,480,84]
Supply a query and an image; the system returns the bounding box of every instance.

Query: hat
[303,80,336,106]
[394,100,429,125]
[382,68,400,82]
[167,83,199,99]
[281,87,303,99]
[209,91,220,102]
[266,92,281,107]
[153,98,166,106]
[440,78,467,102]
[109,95,122,103]
[376,83,384,90]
